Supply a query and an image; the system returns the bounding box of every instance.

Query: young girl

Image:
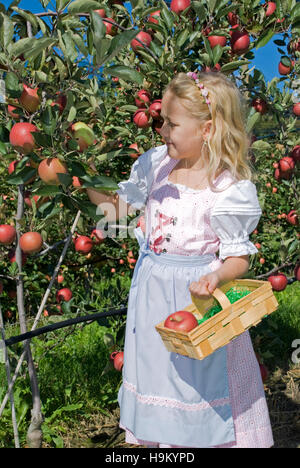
[88,71,274,448]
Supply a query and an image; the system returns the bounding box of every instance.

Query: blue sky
[2,0,292,91]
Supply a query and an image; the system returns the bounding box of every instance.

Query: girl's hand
[189,272,220,299]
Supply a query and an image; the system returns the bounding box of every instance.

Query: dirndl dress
[116,144,274,448]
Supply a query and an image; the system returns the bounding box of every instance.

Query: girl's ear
[197,120,212,139]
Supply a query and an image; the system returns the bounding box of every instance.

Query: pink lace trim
[123,380,230,411]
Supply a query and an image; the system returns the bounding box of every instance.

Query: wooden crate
[155,279,279,360]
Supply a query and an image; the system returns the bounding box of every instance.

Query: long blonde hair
[162,71,255,193]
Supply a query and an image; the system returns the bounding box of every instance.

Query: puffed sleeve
[116,144,167,210]
[210,180,262,260]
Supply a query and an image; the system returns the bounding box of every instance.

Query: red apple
[74,235,93,254]
[278,59,294,75]
[290,145,300,163]
[19,232,43,254]
[259,363,269,383]
[135,89,151,108]
[294,263,300,281]
[208,35,227,48]
[103,17,118,36]
[19,84,40,113]
[90,228,105,244]
[128,143,140,159]
[148,10,161,24]
[8,105,21,119]
[264,2,276,17]
[133,109,151,128]
[230,29,250,54]
[71,122,95,152]
[286,210,298,226]
[164,310,198,332]
[279,156,295,177]
[227,12,238,25]
[9,122,38,154]
[293,103,300,116]
[112,351,124,371]
[251,97,268,115]
[131,31,152,52]
[51,92,67,114]
[8,248,27,266]
[0,225,16,245]
[38,158,68,185]
[94,9,106,18]
[149,99,162,119]
[267,273,288,291]
[170,0,191,15]
[56,288,72,302]
[137,215,146,233]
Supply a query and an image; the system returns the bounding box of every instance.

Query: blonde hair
[162,71,255,193]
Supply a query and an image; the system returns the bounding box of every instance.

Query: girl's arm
[87,188,132,223]
[189,255,250,298]
[215,255,250,287]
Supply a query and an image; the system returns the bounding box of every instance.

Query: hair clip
[186,72,212,111]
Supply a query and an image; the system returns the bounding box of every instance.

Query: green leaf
[68,0,101,14]
[255,29,274,49]
[161,4,174,30]
[251,139,271,150]
[104,29,140,65]
[57,172,72,186]
[103,65,143,85]
[221,60,250,72]
[0,141,6,154]
[32,185,62,196]
[62,32,78,63]
[212,44,224,65]
[7,37,33,58]
[246,111,261,133]
[32,132,52,148]
[67,105,77,122]
[23,38,57,61]
[81,174,119,191]
[41,106,57,135]
[7,166,36,185]
[176,28,189,48]
[290,2,300,22]
[5,72,22,98]
[0,13,14,49]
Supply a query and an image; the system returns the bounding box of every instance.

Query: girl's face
[160,91,211,167]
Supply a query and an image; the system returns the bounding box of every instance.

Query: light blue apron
[118,226,235,448]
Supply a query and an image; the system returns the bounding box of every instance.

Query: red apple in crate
[286,210,298,226]
[135,89,151,108]
[267,273,287,291]
[164,310,198,332]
